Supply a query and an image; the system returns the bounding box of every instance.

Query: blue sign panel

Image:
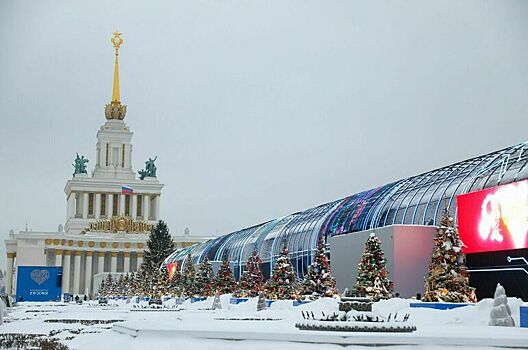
[16,266,62,302]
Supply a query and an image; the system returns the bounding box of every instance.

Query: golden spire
[111,31,123,103]
[105,31,127,120]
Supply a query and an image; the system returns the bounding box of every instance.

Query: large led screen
[457,180,528,253]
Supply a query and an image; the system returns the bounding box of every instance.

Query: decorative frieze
[86,216,153,234]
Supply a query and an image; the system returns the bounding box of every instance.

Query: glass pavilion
[165,141,528,279]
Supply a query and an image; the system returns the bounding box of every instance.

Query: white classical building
[4,33,210,298]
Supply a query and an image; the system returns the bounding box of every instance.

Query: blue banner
[16,266,62,302]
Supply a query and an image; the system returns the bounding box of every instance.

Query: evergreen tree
[121,273,130,296]
[181,254,197,297]
[143,220,175,272]
[126,272,135,297]
[235,251,265,298]
[195,257,215,297]
[144,269,156,298]
[157,264,171,297]
[116,275,125,296]
[355,233,393,301]
[265,243,298,300]
[102,273,115,297]
[98,277,107,297]
[149,268,162,298]
[423,211,476,303]
[214,258,236,295]
[132,267,153,297]
[300,236,337,299]
[169,264,183,296]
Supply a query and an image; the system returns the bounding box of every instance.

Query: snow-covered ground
[0,296,526,349]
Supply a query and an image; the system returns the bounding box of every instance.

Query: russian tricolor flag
[121,185,133,195]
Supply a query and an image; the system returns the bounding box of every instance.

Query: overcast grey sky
[1,0,528,266]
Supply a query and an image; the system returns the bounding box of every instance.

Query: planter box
[230,298,249,305]
[190,297,207,303]
[293,300,311,307]
[520,305,528,328]
[410,302,473,310]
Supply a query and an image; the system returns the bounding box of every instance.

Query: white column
[73,251,81,295]
[82,193,89,219]
[55,249,63,267]
[131,195,137,220]
[97,251,105,273]
[143,195,150,220]
[95,194,101,219]
[85,252,93,296]
[107,194,113,218]
[154,195,161,221]
[62,251,71,294]
[110,252,118,273]
[6,253,14,296]
[119,194,125,216]
[136,252,143,269]
[67,194,75,219]
[124,252,131,272]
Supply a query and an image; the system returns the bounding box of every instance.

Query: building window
[105,144,109,166]
[137,195,142,218]
[125,195,130,216]
[88,193,94,217]
[101,194,106,217]
[75,193,82,218]
[112,148,119,166]
[112,194,118,216]
[149,196,155,220]
[122,144,125,167]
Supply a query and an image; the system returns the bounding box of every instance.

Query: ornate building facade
[4,32,210,297]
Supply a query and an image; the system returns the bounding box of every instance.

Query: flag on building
[121,185,133,195]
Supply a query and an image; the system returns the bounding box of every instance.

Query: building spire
[111,31,123,103]
[104,31,127,120]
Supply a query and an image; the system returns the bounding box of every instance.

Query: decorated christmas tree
[121,273,130,296]
[195,257,215,297]
[214,258,236,295]
[235,250,265,297]
[265,242,299,300]
[131,268,146,297]
[423,211,476,303]
[116,275,125,296]
[126,272,135,297]
[100,273,115,297]
[168,263,183,297]
[299,235,337,299]
[142,220,175,273]
[157,264,171,297]
[354,233,393,301]
[181,254,197,297]
[98,277,107,297]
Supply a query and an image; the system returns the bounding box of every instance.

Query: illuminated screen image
[167,262,179,280]
[457,180,528,254]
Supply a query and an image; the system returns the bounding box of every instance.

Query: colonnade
[67,192,160,221]
[53,248,144,295]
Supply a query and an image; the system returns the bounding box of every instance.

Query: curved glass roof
[165,141,528,279]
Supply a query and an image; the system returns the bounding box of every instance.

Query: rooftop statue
[138,156,157,180]
[73,153,89,175]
